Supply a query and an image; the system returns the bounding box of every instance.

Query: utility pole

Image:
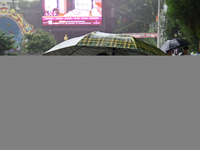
[157,0,160,48]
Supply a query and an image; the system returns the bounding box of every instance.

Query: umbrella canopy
[160,38,189,53]
[43,31,166,56]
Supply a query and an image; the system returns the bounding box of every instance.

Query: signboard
[0,5,35,51]
[42,0,102,26]
[122,33,158,38]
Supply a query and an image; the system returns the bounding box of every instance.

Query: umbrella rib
[116,48,149,55]
[69,46,84,55]
[131,37,138,49]
[132,49,149,55]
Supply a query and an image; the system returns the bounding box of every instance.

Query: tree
[165,0,200,51]
[164,17,180,39]
[10,0,16,9]
[109,0,163,33]
[23,29,57,54]
[18,0,30,9]
[0,29,15,55]
[18,0,40,9]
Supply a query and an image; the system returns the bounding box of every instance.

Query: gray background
[0,56,199,150]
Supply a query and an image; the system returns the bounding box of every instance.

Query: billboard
[42,0,102,26]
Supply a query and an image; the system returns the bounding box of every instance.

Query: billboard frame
[40,0,105,32]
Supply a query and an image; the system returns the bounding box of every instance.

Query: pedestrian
[166,50,172,56]
[174,49,177,55]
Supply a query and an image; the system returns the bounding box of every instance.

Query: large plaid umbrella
[43,31,166,56]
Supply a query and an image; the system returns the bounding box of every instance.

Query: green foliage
[165,0,200,51]
[18,0,30,9]
[10,0,16,9]
[164,17,180,39]
[6,53,19,56]
[18,0,40,9]
[29,1,40,9]
[110,0,162,33]
[0,29,15,55]
[22,29,57,54]
[143,38,157,47]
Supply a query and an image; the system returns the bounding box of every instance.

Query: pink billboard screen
[42,0,102,26]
